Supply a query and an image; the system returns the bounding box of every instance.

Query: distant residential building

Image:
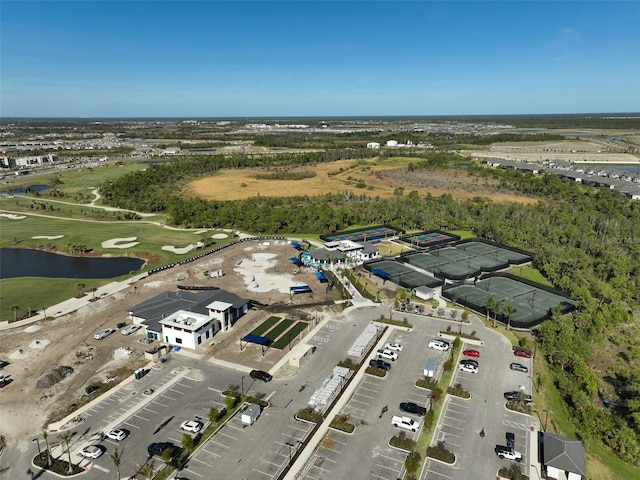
[367,142,380,149]
[386,140,399,147]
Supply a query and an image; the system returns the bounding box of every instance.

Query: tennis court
[364,259,443,289]
[321,225,400,243]
[455,240,531,264]
[443,274,576,328]
[399,230,459,248]
[402,248,508,280]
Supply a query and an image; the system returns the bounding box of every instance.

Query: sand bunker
[32,235,64,240]
[234,252,295,293]
[102,237,140,249]
[161,241,204,254]
[0,213,26,220]
[211,233,228,239]
[193,229,208,234]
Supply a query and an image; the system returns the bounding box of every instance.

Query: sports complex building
[350,229,576,330]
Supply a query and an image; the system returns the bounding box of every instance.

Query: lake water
[0,248,145,279]
[0,184,50,195]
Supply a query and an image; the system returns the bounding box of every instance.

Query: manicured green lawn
[263,318,294,341]
[271,321,309,349]
[250,316,281,336]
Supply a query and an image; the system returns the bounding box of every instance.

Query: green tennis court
[250,316,281,336]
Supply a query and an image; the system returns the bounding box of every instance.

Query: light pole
[33,437,41,459]
[241,376,246,396]
[543,409,550,432]
[530,463,542,480]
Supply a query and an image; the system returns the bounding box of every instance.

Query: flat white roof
[207,300,233,311]
[159,310,210,331]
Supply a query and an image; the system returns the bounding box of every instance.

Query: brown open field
[186,158,539,204]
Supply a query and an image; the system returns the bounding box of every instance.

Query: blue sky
[2,1,639,117]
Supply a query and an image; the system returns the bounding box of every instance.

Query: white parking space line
[152,401,168,408]
[349,398,372,407]
[225,423,245,432]
[123,421,140,429]
[191,456,213,467]
[209,440,229,449]
[353,391,376,400]
[207,387,223,394]
[200,447,221,458]
[379,453,405,462]
[252,468,274,478]
[162,394,179,401]
[183,467,204,477]
[178,382,193,388]
[92,464,110,473]
[143,406,159,414]
[358,385,379,394]
[371,473,389,480]
[318,445,342,455]
[375,462,402,473]
[289,424,310,434]
[132,414,149,421]
[218,431,237,441]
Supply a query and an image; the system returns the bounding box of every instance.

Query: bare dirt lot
[0,240,331,443]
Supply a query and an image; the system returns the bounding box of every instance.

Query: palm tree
[10,304,19,322]
[76,283,85,297]
[140,460,155,480]
[504,302,517,331]
[109,446,123,480]
[90,287,98,300]
[42,429,52,467]
[485,295,497,327]
[58,431,74,474]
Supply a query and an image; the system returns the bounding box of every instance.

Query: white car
[459,363,478,374]
[94,329,114,340]
[428,339,450,351]
[377,349,398,361]
[79,445,103,459]
[384,343,403,352]
[121,325,141,336]
[106,428,127,441]
[180,420,203,434]
[391,415,420,432]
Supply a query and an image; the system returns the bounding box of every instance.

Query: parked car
[504,391,533,403]
[79,445,103,459]
[428,339,450,351]
[94,329,114,340]
[250,369,272,382]
[514,349,532,359]
[106,428,128,441]
[369,359,391,371]
[377,349,398,361]
[391,415,420,432]
[399,402,427,416]
[384,343,403,352]
[463,349,480,357]
[180,420,203,434]
[121,325,141,335]
[495,444,522,461]
[460,359,479,368]
[506,432,516,450]
[459,363,478,374]
[510,362,528,373]
[147,442,181,459]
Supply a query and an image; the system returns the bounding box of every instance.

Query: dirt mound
[36,365,74,388]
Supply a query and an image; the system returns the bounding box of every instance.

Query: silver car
[121,325,141,336]
[94,328,114,340]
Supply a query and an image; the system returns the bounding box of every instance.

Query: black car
[460,359,479,368]
[369,359,392,371]
[250,369,273,382]
[503,391,533,403]
[506,432,515,450]
[147,442,181,459]
[510,362,528,373]
[399,402,427,416]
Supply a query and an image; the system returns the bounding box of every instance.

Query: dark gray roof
[360,241,379,254]
[130,289,247,332]
[542,433,586,476]
[307,248,344,262]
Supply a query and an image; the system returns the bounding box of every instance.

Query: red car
[514,349,532,359]
[463,349,480,358]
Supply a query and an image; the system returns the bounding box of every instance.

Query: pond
[0,184,51,195]
[0,248,145,279]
